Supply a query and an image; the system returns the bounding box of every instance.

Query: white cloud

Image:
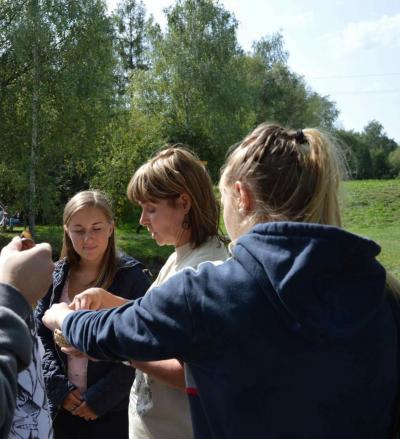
[334,13,400,52]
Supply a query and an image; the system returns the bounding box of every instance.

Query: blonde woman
[35,190,150,439]
[44,125,398,438]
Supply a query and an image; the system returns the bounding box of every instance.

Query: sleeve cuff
[0,282,32,322]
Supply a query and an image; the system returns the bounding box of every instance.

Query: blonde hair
[221,123,345,227]
[127,145,224,248]
[61,190,117,289]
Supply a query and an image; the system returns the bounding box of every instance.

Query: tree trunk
[29,0,39,238]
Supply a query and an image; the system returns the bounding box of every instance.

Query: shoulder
[111,253,151,299]
[117,252,145,270]
[190,237,229,266]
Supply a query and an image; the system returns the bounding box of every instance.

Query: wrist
[58,308,74,328]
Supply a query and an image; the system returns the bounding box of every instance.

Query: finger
[73,407,87,416]
[70,394,83,405]
[24,242,52,260]
[73,296,83,311]
[80,296,90,309]
[72,402,85,415]
[1,236,22,255]
[20,238,35,250]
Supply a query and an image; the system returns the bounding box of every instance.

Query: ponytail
[221,123,346,226]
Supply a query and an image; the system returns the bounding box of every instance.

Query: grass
[341,180,400,278]
[115,224,173,274]
[1,179,399,278]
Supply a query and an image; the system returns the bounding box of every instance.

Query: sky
[107,0,400,143]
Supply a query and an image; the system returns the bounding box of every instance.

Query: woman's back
[175,222,397,438]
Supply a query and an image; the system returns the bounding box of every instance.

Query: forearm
[61,281,194,362]
[132,359,185,390]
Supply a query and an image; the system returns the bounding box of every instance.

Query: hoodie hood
[233,222,386,340]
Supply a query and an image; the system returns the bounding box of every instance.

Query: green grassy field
[341,180,400,278]
[1,179,399,277]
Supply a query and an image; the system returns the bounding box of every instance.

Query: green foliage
[1,0,397,225]
[335,121,399,180]
[252,33,288,68]
[129,0,255,177]
[91,110,164,221]
[0,0,117,222]
[113,0,149,98]
[335,129,373,179]
[388,148,400,177]
[249,61,338,129]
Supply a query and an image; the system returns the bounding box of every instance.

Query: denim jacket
[34,253,150,419]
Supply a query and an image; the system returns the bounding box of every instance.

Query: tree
[244,33,338,130]
[361,120,397,178]
[91,109,164,220]
[388,147,400,177]
[252,32,288,69]
[335,129,373,179]
[113,0,149,97]
[129,0,254,177]
[0,0,117,224]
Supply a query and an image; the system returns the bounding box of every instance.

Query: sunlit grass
[1,179,399,278]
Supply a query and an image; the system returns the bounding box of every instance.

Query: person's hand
[42,302,73,331]
[69,287,105,310]
[72,400,98,421]
[70,287,129,310]
[0,236,53,304]
[62,389,83,413]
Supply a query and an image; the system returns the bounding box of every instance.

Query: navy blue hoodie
[62,222,398,438]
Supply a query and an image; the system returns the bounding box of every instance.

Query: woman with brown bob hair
[126,146,228,439]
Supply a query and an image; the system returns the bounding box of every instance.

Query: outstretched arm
[43,272,196,363]
[69,287,130,311]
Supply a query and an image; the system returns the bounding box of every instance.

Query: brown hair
[60,190,117,289]
[221,123,345,227]
[127,145,224,248]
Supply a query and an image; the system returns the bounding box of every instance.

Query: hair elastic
[294,130,306,144]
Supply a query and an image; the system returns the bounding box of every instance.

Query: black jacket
[34,253,150,419]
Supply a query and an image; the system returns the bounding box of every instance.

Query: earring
[182,214,191,230]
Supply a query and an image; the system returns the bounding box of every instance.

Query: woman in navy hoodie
[43,124,399,439]
[35,190,150,438]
